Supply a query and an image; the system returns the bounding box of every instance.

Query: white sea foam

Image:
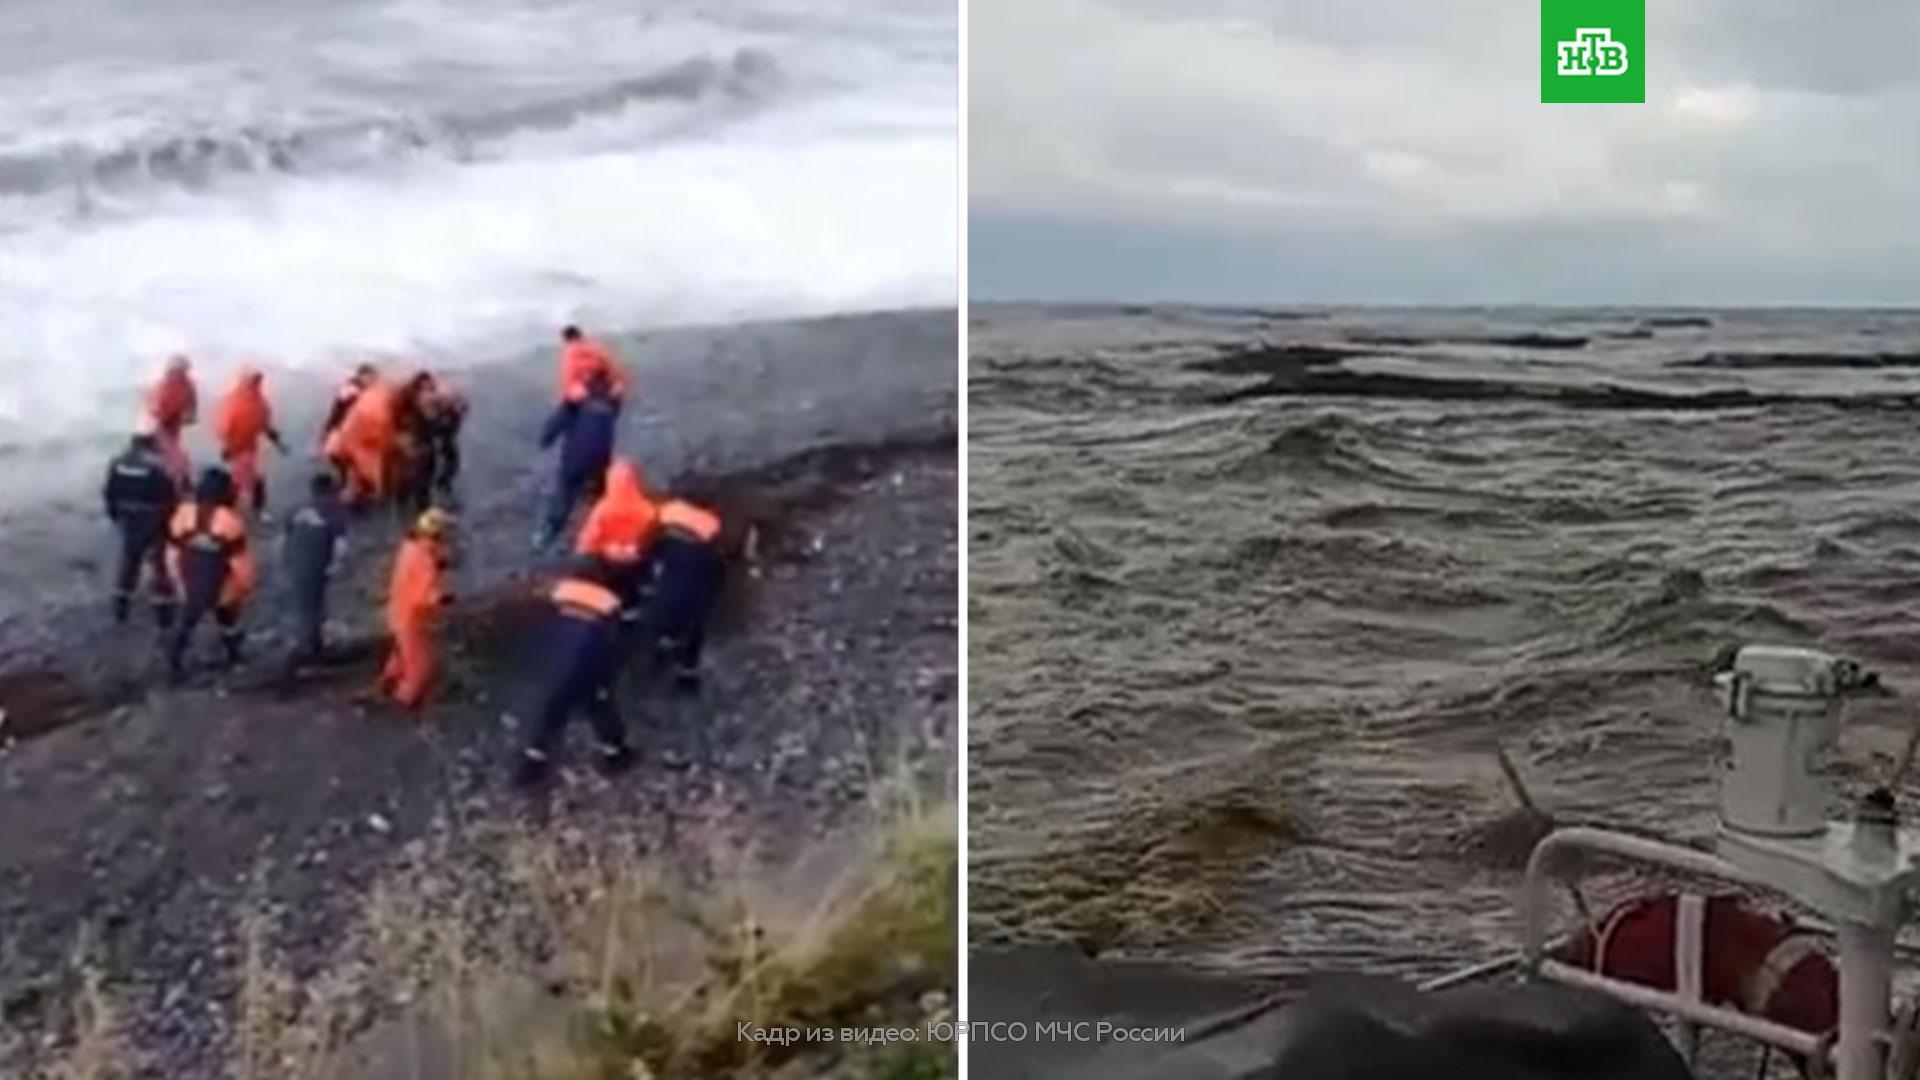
[0,0,955,448]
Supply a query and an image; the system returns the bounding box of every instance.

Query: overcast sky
[971,0,1920,305]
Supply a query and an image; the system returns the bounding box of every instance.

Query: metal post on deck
[1675,893,1705,1067]
[1837,919,1893,1080]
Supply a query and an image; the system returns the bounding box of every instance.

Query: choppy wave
[1193,342,1920,411]
[1673,350,1920,371]
[970,303,1920,986]
[1346,331,1591,350]
[0,50,782,209]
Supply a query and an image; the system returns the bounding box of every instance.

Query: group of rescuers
[100,326,725,786]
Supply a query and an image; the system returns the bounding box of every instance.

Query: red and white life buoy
[1561,892,1838,1040]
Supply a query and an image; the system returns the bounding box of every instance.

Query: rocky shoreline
[0,310,958,1078]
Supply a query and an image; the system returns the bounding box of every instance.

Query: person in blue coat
[534,369,620,550]
[634,496,725,690]
[513,555,637,787]
[102,428,181,626]
[281,471,350,671]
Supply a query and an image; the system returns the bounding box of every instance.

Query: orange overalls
[165,503,257,613]
[558,338,629,401]
[163,499,257,677]
[147,363,197,488]
[212,371,275,515]
[380,534,446,708]
[326,380,396,506]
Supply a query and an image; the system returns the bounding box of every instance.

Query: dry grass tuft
[33,800,954,1080]
[49,933,137,1080]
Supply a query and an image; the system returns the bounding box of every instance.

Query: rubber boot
[165,632,189,685]
[595,743,636,777]
[512,749,551,789]
[221,629,245,669]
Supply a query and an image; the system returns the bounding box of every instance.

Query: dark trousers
[431,432,460,494]
[167,566,239,675]
[400,431,458,515]
[526,612,627,758]
[640,541,723,674]
[286,581,328,662]
[541,462,605,539]
[400,452,435,516]
[113,517,175,620]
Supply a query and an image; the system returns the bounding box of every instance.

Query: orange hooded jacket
[148,360,197,432]
[574,459,656,562]
[214,370,274,456]
[386,535,446,628]
[329,379,397,499]
[558,338,629,401]
[382,532,446,708]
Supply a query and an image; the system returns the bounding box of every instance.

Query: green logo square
[1542,0,1644,103]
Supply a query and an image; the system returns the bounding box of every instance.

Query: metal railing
[1520,827,1831,1065]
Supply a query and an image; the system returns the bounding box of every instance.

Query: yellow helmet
[414,508,453,537]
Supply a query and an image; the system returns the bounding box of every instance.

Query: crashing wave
[0,49,782,204]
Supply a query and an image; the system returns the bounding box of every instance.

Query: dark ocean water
[968,304,1920,987]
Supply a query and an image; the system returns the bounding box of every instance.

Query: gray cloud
[1676,1,1920,95]
[971,0,1920,303]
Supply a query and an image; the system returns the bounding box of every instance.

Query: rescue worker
[634,495,724,689]
[392,371,437,515]
[535,370,621,550]
[379,508,453,709]
[512,556,637,787]
[573,457,657,580]
[281,471,349,671]
[146,354,198,488]
[557,325,628,402]
[393,372,467,513]
[320,363,378,447]
[326,370,397,508]
[420,379,467,501]
[164,466,257,681]
[101,425,180,626]
[212,366,287,516]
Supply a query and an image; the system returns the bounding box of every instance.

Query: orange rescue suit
[558,338,629,401]
[148,363,198,486]
[148,365,197,432]
[381,535,447,708]
[165,503,256,611]
[213,371,275,513]
[327,380,396,504]
[654,498,722,543]
[574,460,657,563]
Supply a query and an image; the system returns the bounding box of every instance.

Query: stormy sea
[0,0,953,460]
[969,304,1920,1075]
[0,2,955,1074]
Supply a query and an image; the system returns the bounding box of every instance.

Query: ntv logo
[1556,28,1629,76]
[1541,0,1643,102]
